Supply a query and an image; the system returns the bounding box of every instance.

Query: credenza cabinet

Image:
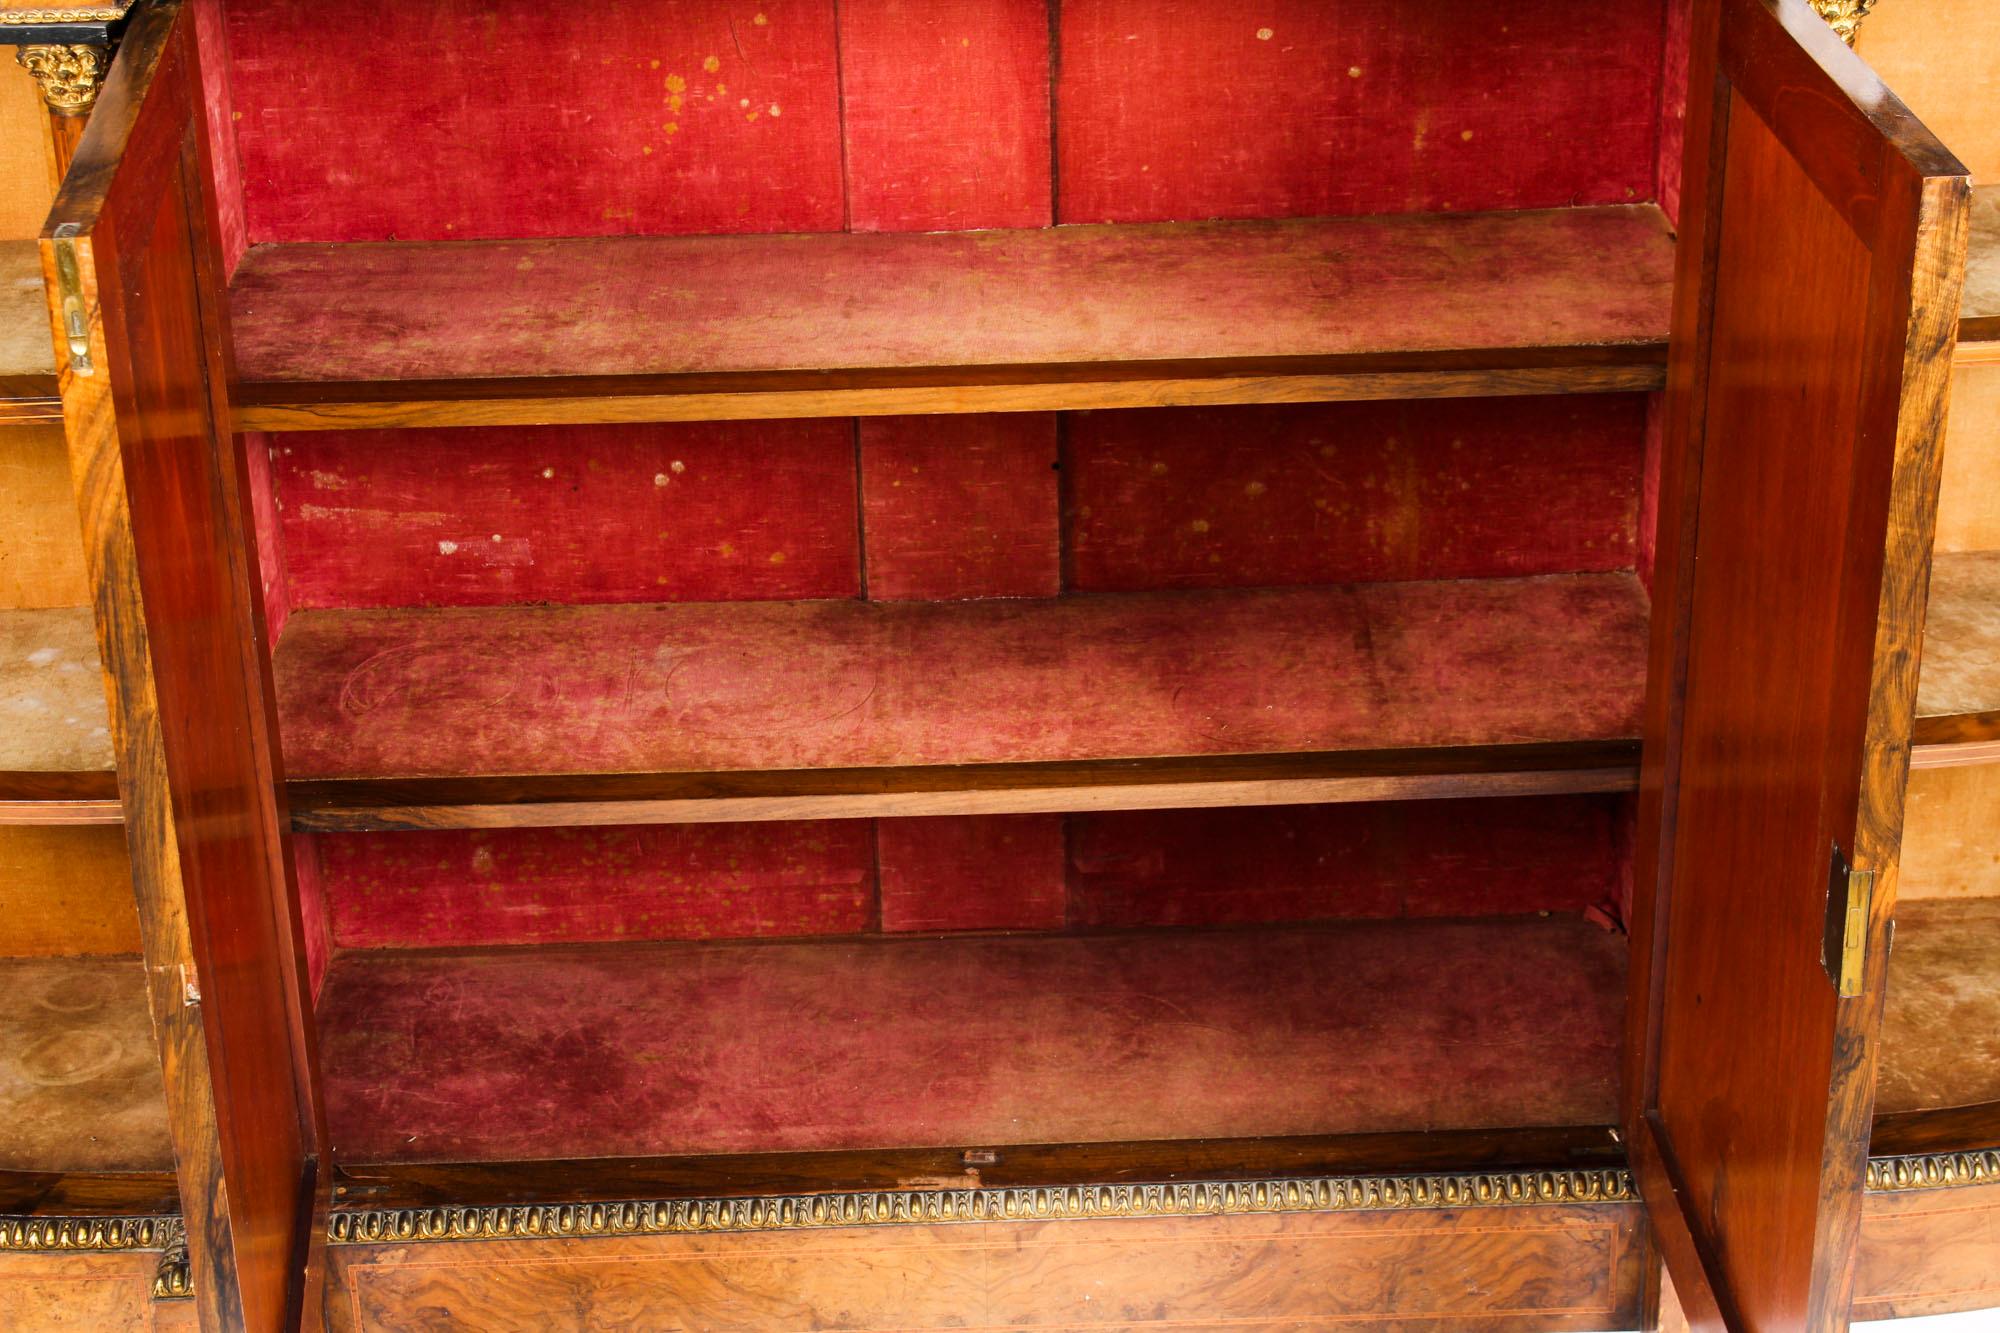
[11,0,2000,1329]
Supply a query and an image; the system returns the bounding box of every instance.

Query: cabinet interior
[170,0,1699,1180]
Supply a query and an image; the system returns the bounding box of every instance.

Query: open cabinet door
[1628,1,1970,1330]
[41,2,328,1330]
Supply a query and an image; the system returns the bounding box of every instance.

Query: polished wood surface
[322,1205,1645,1333]
[1634,1,1970,1328]
[1852,1177,2000,1319]
[46,2,325,1325]
[0,1249,193,1332]
[225,206,1673,431]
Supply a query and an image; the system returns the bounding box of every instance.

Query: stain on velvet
[1070,797,1624,928]
[861,415,1060,602]
[878,815,1066,934]
[1066,398,1643,592]
[317,917,1626,1163]
[1875,898,2000,1114]
[220,0,845,243]
[273,575,1649,780]
[273,421,860,609]
[1056,0,1665,224]
[319,823,874,951]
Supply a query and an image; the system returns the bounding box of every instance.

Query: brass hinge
[1825,843,1875,999]
[52,222,94,377]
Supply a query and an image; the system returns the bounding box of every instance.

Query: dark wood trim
[0,769,122,824]
[0,1170,182,1220]
[286,739,1641,832]
[329,1126,1627,1216]
[233,352,1667,433]
[1869,1103,2000,1160]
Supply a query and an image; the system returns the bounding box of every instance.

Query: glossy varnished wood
[1634,1,1970,1328]
[45,3,326,1326]
[321,1204,1646,1333]
[1852,1177,2000,1320]
[224,207,1674,431]
[285,741,1641,833]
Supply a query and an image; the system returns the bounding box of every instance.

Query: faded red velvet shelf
[1876,898,2000,1117]
[273,573,1651,830]
[226,205,1676,432]
[317,915,1625,1165]
[0,241,60,420]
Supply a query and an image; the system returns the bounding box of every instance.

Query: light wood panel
[0,825,137,954]
[1935,364,2000,552]
[1901,764,2000,900]
[0,424,89,607]
[0,49,57,237]
[324,1206,1645,1333]
[1856,1,2000,184]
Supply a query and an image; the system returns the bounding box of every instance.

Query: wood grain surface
[46,2,326,1324]
[322,1205,1645,1333]
[1633,1,1970,1327]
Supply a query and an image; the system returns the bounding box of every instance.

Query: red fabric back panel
[213,1,1667,246]
[1069,797,1622,929]
[861,415,1061,601]
[1657,0,1693,227]
[1055,0,1665,225]
[837,0,1053,232]
[294,833,331,1001]
[321,822,874,950]
[1066,397,1643,592]
[878,815,1067,933]
[316,796,1616,951]
[270,398,1639,610]
[274,422,860,609]
[220,0,846,243]
[241,431,290,638]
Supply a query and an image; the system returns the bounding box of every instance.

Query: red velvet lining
[210,1,1666,248]
[312,797,1624,951]
[269,398,1643,612]
[1066,398,1642,592]
[318,916,1625,1163]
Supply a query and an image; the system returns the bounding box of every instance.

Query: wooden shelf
[1875,898,2000,1127]
[1960,185,2000,353]
[0,957,173,1174]
[1913,550,2000,762]
[227,206,1676,432]
[318,915,1625,1165]
[0,607,120,824]
[274,573,1650,830]
[0,241,60,423]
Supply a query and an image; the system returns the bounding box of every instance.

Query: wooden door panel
[1632,1,1970,1330]
[45,2,327,1329]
